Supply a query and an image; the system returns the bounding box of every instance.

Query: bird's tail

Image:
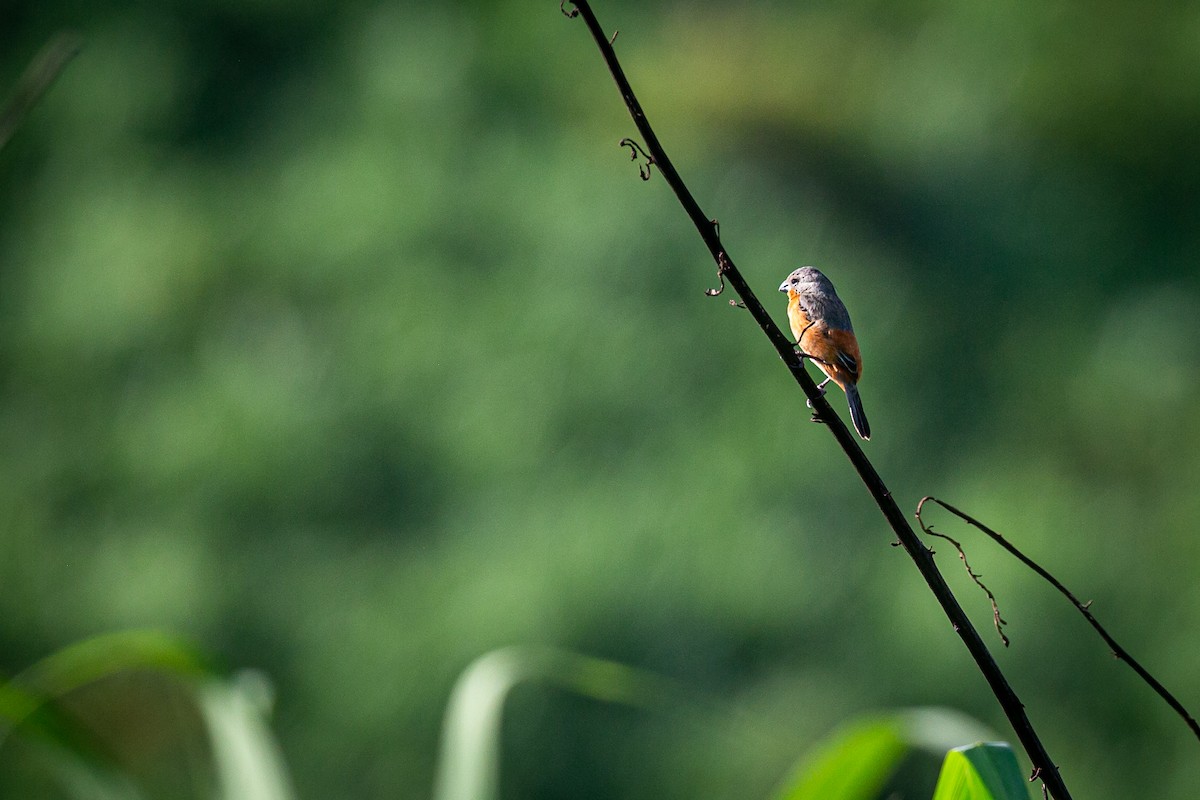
[846,385,870,440]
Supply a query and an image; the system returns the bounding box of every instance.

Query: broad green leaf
[931,743,1030,800]
[15,629,210,699]
[0,630,210,760]
[0,632,295,800]
[773,718,908,800]
[772,708,997,800]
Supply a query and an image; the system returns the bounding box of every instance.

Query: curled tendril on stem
[704,251,732,297]
[916,496,1011,647]
[1029,767,1050,800]
[705,252,744,307]
[619,137,654,180]
[560,1,580,19]
[704,274,726,297]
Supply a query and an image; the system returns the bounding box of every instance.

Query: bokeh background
[2,1,1198,797]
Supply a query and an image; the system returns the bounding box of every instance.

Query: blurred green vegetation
[1,1,1198,798]
[0,630,294,800]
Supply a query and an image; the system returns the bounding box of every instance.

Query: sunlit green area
[2,1,1198,798]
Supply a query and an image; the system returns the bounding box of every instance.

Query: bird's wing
[796,291,854,333]
[835,349,858,374]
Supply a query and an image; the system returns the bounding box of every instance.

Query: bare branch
[563,4,1073,797]
[920,496,1200,744]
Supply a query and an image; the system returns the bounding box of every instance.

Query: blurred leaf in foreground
[0,630,295,800]
[931,743,1030,800]
[774,707,997,800]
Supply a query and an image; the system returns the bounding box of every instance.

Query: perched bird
[779,266,870,440]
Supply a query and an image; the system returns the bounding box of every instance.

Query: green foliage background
[2,1,1198,797]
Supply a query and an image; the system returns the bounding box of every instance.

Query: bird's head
[779,266,830,295]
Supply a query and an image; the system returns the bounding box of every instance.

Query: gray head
[779,266,836,295]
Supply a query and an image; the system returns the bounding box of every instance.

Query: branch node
[618,136,654,180]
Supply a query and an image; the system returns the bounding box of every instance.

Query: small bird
[779,266,870,440]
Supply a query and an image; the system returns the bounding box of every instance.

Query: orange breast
[786,291,862,389]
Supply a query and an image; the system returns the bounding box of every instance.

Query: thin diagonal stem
[563,3,1073,798]
[922,495,1200,743]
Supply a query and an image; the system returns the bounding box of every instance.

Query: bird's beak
[778,281,789,293]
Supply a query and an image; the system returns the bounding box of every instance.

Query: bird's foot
[805,379,830,409]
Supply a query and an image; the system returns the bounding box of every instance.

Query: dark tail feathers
[846,385,870,440]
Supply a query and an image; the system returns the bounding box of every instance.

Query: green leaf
[931,743,1030,800]
[196,672,298,800]
[0,632,295,800]
[0,630,210,758]
[15,629,211,699]
[771,708,996,800]
[772,718,909,800]
[430,646,676,800]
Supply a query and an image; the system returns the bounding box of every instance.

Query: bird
[779,266,870,440]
